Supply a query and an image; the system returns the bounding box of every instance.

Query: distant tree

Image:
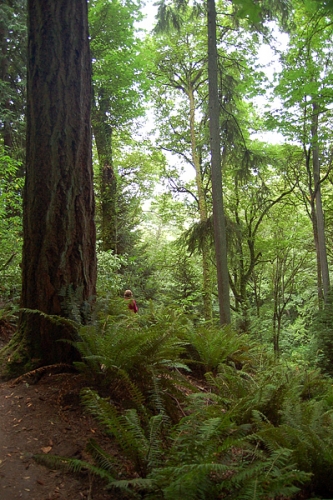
[0,0,26,157]
[89,0,149,253]
[154,0,231,324]
[151,16,214,319]
[271,2,333,305]
[5,0,96,374]
[0,150,23,301]
[207,0,231,325]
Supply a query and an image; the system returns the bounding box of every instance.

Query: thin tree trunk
[92,94,117,253]
[0,15,12,150]
[188,86,212,320]
[311,101,330,302]
[207,0,230,325]
[310,201,324,307]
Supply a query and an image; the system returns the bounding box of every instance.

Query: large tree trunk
[207,0,230,325]
[9,0,96,373]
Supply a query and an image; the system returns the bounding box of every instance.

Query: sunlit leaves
[0,150,23,298]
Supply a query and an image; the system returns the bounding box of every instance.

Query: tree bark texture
[207,0,231,325]
[92,95,118,253]
[21,0,96,325]
[311,101,330,302]
[188,86,212,320]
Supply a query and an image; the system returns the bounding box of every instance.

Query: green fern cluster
[185,323,258,374]
[253,370,333,497]
[73,307,193,419]
[35,381,310,500]
[206,361,333,497]
[35,385,162,497]
[146,370,310,500]
[33,310,333,499]
[81,387,166,476]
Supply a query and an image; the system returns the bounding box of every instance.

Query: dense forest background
[2,0,333,498]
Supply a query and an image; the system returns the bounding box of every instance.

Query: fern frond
[106,476,154,496]
[81,389,143,455]
[72,313,195,419]
[33,453,115,482]
[152,462,228,500]
[81,388,164,474]
[19,308,79,331]
[146,414,165,469]
[86,438,118,474]
[219,445,310,499]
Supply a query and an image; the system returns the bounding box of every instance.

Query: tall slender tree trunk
[0,14,12,150]
[92,94,117,253]
[311,101,330,302]
[310,200,324,307]
[13,0,96,371]
[188,86,212,320]
[207,0,230,325]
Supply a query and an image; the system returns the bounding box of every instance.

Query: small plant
[185,323,257,374]
[81,387,166,476]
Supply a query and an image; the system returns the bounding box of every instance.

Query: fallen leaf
[41,446,52,454]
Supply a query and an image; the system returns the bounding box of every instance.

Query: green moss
[0,309,81,380]
[0,329,36,380]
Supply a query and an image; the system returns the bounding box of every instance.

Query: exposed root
[10,363,76,386]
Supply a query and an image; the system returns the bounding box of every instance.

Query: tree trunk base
[0,309,81,380]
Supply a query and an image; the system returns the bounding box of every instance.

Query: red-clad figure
[124,289,138,313]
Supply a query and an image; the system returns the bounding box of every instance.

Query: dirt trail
[0,372,110,500]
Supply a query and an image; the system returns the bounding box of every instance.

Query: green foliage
[33,452,115,482]
[203,361,333,496]
[96,248,126,297]
[81,387,165,476]
[73,306,192,418]
[0,305,17,325]
[0,0,27,158]
[185,323,256,374]
[35,311,333,497]
[89,0,149,128]
[254,371,333,496]
[0,151,23,301]
[18,308,80,334]
[148,382,310,500]
[312,289,333,375]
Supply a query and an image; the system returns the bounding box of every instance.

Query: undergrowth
[34,306,333,499]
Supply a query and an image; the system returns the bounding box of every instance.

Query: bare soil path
[0,371,111,500]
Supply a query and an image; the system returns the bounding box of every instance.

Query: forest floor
[0,324,121,500]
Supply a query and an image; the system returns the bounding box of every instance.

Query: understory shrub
[34,311,333,499]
